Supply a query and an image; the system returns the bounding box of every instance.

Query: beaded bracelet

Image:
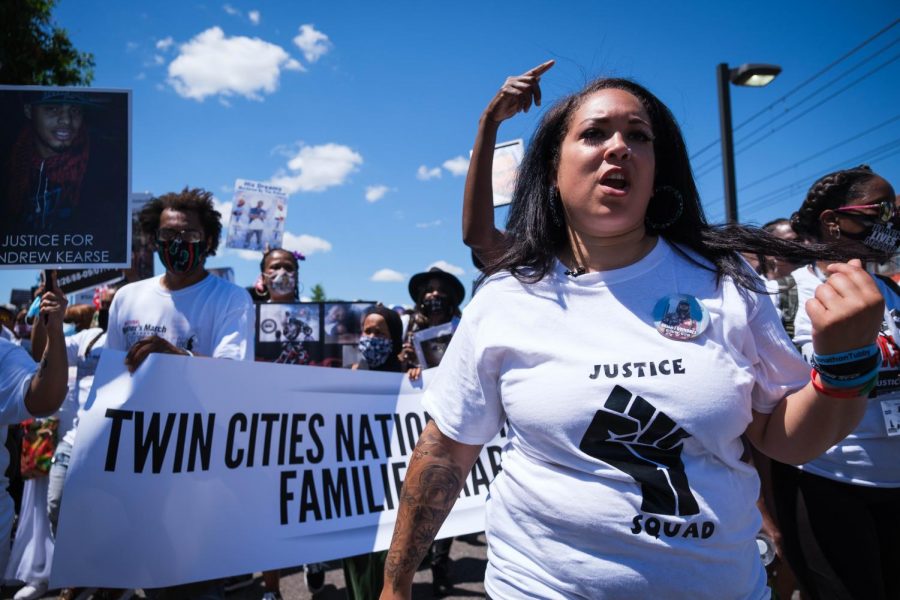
[810,368,878,399]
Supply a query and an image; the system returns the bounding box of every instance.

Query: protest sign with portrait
[257,301,376,368]
[0,86,131,269]
[226,179,288,252]
[413,318,459,369]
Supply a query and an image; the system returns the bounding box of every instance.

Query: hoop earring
[549,186,564,228]
[645,185,684,230]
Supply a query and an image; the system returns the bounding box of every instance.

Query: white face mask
[266,269,296,297]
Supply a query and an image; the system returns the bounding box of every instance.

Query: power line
[703,139,900,222]
[692,46,900,181]
[732,46,900,155]
[688,18,899,160]
[742,114,900,193]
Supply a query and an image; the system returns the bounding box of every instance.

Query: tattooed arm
[26,275,68,416]
[380,420,483,599]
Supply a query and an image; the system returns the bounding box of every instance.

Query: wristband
[816,364,881,388]
[810,369,877,398]
[813,344,880,366]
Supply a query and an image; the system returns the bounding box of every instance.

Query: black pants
[771,462,900,600]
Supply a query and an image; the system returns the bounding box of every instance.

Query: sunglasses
[834,201,896,225]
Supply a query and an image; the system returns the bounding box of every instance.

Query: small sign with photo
[226,179,288,252]
[412,318,459,369]
[255,301,376,368]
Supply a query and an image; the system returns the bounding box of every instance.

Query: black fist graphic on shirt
[579,385,700,516]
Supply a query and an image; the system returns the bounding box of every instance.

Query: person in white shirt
[769,165,900,600]
[105,187,253,599]
[380,65,884,600]
[0,274,69,596]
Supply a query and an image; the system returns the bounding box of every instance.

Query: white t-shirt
[60,327,106,447]
[0,340,42,488]
[106,273,254,360]
[793,265,900,487]
[423,239,808,600]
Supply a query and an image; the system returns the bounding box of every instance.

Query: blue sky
[2,1,898,306]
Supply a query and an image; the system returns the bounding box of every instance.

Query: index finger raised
[525,60,555,78]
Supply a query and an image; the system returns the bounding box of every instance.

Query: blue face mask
[62,323,77,336]
[358,335,393,368]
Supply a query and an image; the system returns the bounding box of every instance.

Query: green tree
[0,0,95,86]
[309,284,327,302]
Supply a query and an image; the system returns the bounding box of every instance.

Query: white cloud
[293,24,331,63]
[223,3,240,15]
[135,72,147,81]
[415,220,442,229]
[153,54,165,66]
[428,260,465,276]
[156,37,174,51]
[371,269,406,282]
[283,232,332,255]
[442,155,469,176]
[365,185,390,203]
[269,143,363,194]
[417,165,441,181]
[248,10,261,24]
[126,41,139,52]
[167,27,302,101]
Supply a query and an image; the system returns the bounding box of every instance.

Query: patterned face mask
[358,335,393,368]
[157,239,205,274]
[266,269,296,297]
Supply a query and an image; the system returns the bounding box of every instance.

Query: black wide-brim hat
[408,267,465,306]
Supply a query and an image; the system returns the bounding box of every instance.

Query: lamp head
[729,63,781,87]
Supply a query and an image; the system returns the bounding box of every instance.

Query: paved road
[2,534,488,600]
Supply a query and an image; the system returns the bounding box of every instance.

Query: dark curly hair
[139,187,223,255]
[481,77,854,292]
[790,165,877,240]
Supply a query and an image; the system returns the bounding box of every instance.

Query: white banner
[50,352,505,588]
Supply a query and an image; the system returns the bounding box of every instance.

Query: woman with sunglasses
[773,165,900,600]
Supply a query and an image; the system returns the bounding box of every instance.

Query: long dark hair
[790,165,878,240]
[482,77,853,292]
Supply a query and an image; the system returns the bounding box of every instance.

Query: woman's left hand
[807,259,884,356]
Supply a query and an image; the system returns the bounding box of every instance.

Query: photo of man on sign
[0,87,130,269]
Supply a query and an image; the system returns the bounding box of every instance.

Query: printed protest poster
[256,302,376,367]
[226,179,287,252]
[413,318,459,369]
[51,352,505,589]
[0,86,131,269]
[468,138,523,207]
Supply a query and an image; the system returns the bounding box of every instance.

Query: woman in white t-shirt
[771,165,899,600]
[379,66,886,600]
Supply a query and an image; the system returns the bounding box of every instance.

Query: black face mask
[842,222,900,254]
[422,295,448,316]
[98,308,109,331]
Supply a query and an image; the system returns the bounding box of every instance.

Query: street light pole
[717,63,738,223]
[714,62,781,224]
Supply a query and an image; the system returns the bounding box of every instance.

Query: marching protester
[4,303,98,600]
[250,247,325,599]
[770,165,900,600]
[380,64,884,600]
[400,268,464,381]
[342,304,405,599]
[105,187,254,597]
[0,275,68,592]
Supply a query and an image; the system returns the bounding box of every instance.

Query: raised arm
[463,60,554,263]
[747,260,884,463]
[26,272,69,416]
[380,420,483,599]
